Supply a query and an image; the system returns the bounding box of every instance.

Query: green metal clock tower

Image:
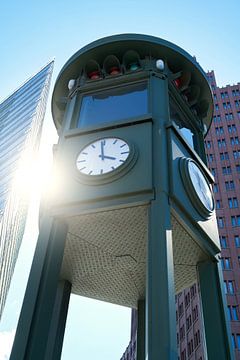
[10,34,234,360]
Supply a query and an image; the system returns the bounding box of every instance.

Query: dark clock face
[76,137,130,175]
[188,160,214,213]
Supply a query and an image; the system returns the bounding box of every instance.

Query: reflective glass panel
[77,82,148,128]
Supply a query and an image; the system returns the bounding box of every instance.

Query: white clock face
[188,161,214,212]
[76,137,130,175]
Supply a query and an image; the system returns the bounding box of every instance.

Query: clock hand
[100,140,105,160]
[98,155,116,160]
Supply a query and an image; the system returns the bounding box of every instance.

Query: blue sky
[1,0,240,359]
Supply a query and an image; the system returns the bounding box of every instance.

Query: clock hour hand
[103,155,116,160]
[98,154,116,160]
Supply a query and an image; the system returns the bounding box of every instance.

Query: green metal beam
[136,299,145,360]
[198,260,234,359]
[45,280,72,360]
[10,218,68,360]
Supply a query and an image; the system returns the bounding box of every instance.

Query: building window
[225,181,235,190]
[186,314,192,331]
[237,334,240,349]
[235,100,240,108]
[223,102,231,109]
[231,216,240,227]
[225,113,234,121]
[221,257,231,270]
[222,166,232,175]
[190,284,196,298]
[221,91,229,99]
[230,137,239,145]
[179,303,184,317]
[220,235,227,248]
[216,199,221,209]
[205,140,211,148]
[213,184,219,193]
[232,306,239,321]
[228,197,238,208]
[180,325,185,340]
[236,164,240,172]
[228,306,232,320]
[217,217,225,228]
[225,258,231,269]
[232,334,236,349]
[215,127,224,135]
[185,292,190,307]
[220,152,229,160]
[217,139,226,148]
[211,168,216,176]
[181,349,186,360]
[233,150,240,159]
[224,280,235,294]
[235,235,240,247]
[232,89,240,97]
[215,104,219,110]
[207,154,214,162]
[228,124,237,133]
[192,305,198,322]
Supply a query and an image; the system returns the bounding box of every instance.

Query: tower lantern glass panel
[76,82,148,128]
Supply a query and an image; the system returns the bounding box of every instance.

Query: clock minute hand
[100,140,105,160]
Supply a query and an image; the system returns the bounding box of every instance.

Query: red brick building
[121,71,240,360]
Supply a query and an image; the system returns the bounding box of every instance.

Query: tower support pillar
[10,217,69,360]
[198,260,234,359]
[146,197,177,360]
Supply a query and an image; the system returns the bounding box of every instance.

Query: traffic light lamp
[123,50,141,72]
[85,59,102,80]
[173,70,209,118]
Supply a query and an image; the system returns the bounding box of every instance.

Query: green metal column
[136,299,145,360]
[146,74,177,359]
[146,197,177,360]
[10,216,68,360]
[45,280,72,359]
[198,260,234,359]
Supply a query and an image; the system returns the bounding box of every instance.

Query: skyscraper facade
[121,71,240,360]
[0,61,54,319]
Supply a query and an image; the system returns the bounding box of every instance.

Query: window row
[215,197,239,209]
[219,235,240,249]
[213,112,240,122]
[215,101,240,110]
[215,126,238,136]
[218,215,240,228]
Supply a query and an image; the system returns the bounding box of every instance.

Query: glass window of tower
[77,82,148,128]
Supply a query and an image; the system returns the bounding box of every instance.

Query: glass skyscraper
[0,61,54,319]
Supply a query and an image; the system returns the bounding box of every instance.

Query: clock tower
[10,34,233,360]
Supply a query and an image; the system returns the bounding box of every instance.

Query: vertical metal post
[146,197,177,360]
[45,280,72,360]
[198,260,234,359]
[136,299,145,360]
[145,73,177,360]
[10,217,68,360]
